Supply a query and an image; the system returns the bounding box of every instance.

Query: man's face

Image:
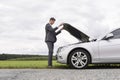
[49,20,55,25]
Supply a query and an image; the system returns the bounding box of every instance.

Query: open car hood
[63,23,90,42]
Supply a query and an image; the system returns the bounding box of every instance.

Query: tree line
[0,54,56,60]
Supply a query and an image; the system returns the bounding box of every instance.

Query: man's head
[49,17,56,25]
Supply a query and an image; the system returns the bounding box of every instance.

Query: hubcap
[71,51,88,68]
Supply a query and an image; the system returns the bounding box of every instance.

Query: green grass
[0,60,68,69]
[1,60,120,69]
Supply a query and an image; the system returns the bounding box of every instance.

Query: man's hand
[58,23,64,27]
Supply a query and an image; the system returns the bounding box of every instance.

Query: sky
[0,0,120,55]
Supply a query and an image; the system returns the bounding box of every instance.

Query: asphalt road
[0,67,120,80]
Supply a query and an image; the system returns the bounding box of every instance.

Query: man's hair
[50,17,56,21]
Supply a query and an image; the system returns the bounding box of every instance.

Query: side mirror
[105,33,114,40]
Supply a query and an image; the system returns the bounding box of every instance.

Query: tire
[68,49,90,69]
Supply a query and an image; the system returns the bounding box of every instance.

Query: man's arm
[55,27,64,35]
[46,24,58,32]
[53,27,58,31]
[55,30,61,35]
[52,23,64,32]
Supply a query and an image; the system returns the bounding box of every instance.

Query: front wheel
[68,49,90,69]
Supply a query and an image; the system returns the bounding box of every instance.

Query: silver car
[56,23,120,69]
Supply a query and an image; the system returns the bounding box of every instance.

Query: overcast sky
[0,0,120,55]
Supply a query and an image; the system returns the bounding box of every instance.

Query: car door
[99,28,120,62]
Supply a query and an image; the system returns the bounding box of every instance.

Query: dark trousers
[46,42,54,66]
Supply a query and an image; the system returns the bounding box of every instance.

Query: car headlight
[57,44,73,53]
[57,47,62,53]
[57,46,66,53]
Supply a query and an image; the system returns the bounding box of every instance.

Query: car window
[111,28,120,39]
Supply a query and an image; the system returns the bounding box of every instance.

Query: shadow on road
[87,64,120,69]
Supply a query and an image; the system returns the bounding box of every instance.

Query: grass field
[1,60,120,69]
[0,60,68,69]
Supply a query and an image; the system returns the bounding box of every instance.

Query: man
[45,17,63,67]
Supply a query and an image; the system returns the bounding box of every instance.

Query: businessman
[45,17,63,67]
